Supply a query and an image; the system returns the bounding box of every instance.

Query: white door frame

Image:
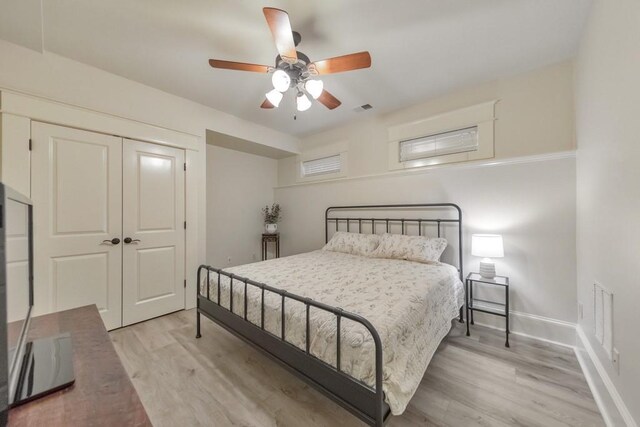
[2,90,202,311]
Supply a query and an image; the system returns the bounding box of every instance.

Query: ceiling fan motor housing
[275,50,312,89]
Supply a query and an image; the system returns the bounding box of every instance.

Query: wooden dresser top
[8,305,151,426]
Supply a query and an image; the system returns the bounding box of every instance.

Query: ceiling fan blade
[263,7,298,63]
[209,59,271,73]
[316,90,342,110]
[310,51,371,75]
[260,99,275,109]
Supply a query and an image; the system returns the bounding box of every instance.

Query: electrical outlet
[578,302,584,319]
[227,256,231,265]
[612,348,620,375]
[252,253,256,261]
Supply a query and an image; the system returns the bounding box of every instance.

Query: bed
[196,204,464,426]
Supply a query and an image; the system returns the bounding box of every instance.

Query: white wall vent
[593,282,613,360]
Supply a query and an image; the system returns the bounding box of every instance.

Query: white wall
[207,145,277,268]
[275,155,577,344]
[575,0,640,424]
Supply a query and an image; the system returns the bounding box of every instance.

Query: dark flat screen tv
[0,184,74,426]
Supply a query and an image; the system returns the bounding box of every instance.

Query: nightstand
[261,233,280,260]
[465,272,510,347]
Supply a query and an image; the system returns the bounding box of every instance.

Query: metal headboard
[325,203,463,280]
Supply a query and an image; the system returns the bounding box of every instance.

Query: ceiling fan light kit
[304,79,324,99]
[296,92,312,112]
[271,69,291,93]
[208,7,371,113]
[265,89,283,108]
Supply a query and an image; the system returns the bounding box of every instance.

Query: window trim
[398,126,479,163]
[387,100,497,171]
[296,141,348,183]
[301,154,342,178]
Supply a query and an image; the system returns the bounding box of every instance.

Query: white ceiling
[0,0,591,137]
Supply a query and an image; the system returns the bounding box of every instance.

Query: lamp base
[479,258,496,279]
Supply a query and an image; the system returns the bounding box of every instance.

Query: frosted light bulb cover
[265,89,283,107]
[296,93,312,111]
[271,70,291,92]
[304,79,324,99]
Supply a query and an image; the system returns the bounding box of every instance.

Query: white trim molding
[0,89,200,150]
[575,325,637,427]
[471,310,577,348]
[296,140,349,183]
[276,149,576,189]
[387,100,497,171]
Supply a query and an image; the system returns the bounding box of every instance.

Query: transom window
[399,126,479,162]
[301,154,341,177]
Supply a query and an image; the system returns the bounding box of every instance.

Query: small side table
[466,272,510,347]
[262,233,280,260]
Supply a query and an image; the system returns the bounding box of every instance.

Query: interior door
[122,139,185,326]
[31,122,123,330]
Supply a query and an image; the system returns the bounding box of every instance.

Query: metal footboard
[196,203,463,426]
[196,265,390,426]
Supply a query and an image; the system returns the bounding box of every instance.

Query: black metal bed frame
[196,203,463,426]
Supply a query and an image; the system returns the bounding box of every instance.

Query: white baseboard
[470,309,577,348]
[469,312,637,426]
[575,325,637,427]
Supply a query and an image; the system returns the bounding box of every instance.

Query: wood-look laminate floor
[110,309,604,427]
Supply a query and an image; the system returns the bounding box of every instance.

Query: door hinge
[28,138,32,151]
[184,221,187,229]
[184,279,187,288]
[183,162,186,171]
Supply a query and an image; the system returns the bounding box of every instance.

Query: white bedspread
[200,250,464,415]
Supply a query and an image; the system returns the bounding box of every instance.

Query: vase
[265,223,278,234]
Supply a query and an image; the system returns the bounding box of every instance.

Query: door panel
[53,139,109,234]
[52,253,109,312]
[136,246,176,302]
[31,122,122,330]
[138,154,176,231]
[6,199,30,323]
[122,140,185,325]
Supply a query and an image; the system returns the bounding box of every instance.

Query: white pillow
[322,232,380,257]
[370,233,447,264]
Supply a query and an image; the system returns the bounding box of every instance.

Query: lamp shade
[471,234,504,258]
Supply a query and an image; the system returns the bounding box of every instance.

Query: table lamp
[471,234,504,279]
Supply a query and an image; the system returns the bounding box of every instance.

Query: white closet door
[122,139,185,326]
[31,122,123,330]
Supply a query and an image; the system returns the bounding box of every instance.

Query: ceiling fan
[209,7,371,113]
